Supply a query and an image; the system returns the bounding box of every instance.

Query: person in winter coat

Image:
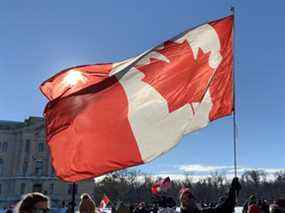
[15,192,50,213]
[179,177,241,213]
[247,195,260,213]
[243,195,256,213]
[247,199,260,213]
[79,193,96,213]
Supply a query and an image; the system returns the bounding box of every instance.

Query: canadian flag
[151,177,171,194]
[40,15,233,182]
[99,195,110,209]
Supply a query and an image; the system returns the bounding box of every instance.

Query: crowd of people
[242,195,285,213]
[4,178,241,213]
[3,177,284,213]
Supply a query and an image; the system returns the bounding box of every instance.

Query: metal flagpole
[230,6,238,178]
[71,183,77,213]
[230,6,240,205]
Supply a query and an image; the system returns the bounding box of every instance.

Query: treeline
[92,170,285,206]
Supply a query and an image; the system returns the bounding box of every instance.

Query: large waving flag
[40,15,233,182]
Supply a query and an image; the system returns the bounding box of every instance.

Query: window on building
[68,184,78,194]
[0,184,2,194]
[25,140,30,153]
[35,160,43,176]
[33,184,42,192]
[2,142,8,152]
[23,161,28,176]
[49,183,54,194]
[51,167,55,177]
[38,143,44,152]
[0,159,4,176]
[68,184,71,194]
[20,183,26,194]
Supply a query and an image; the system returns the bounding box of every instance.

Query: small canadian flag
[151,177,171,194]
[99,195,110,209]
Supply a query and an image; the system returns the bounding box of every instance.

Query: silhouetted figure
[179,177,241,213]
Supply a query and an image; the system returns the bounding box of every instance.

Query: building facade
[0,117,95,208]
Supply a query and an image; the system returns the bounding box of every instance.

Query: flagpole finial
[230,6,235,14]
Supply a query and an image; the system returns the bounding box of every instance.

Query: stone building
[0,116,95,208]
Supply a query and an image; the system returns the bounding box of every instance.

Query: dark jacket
[180,187,237,213]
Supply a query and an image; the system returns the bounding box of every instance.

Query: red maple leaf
[136,40,214,113]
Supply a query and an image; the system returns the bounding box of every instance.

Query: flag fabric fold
[40,15,233,182]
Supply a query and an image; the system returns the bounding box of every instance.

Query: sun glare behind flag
[40,15,233,182]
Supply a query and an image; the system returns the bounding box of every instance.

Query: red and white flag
[99,195,110,209]
[151,177,171,194]
[40,15,233,182]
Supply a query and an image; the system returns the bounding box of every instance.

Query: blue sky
[0,0,284,178]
